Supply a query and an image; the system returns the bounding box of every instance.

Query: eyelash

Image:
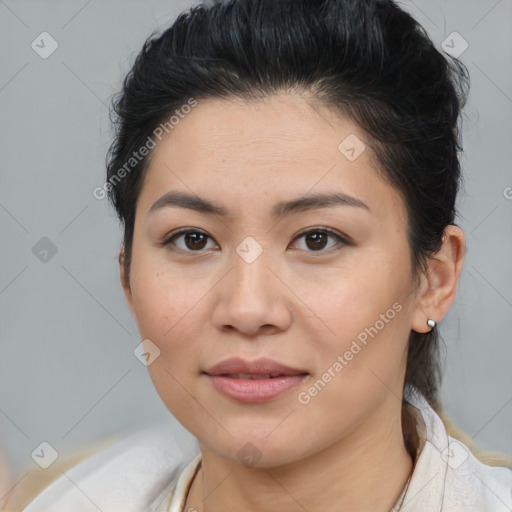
[160,227,350,255]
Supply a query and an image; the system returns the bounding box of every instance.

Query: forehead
[159,94,354,155]
[139,95,407,225]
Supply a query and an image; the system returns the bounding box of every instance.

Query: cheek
[299,258,409,379]
[130,253,199,339]
[294,257,398,333]
[130,266,205,412]
[129,263,212,390]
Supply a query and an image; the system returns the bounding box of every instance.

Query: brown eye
[182,232,208,250]
[291,228,348,253]
[304,232,329,250]
[163,229,217,252]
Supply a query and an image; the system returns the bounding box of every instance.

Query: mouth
[203,357,309,403]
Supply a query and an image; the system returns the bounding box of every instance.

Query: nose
[211,244,292,337]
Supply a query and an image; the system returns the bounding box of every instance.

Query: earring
[427,319,436,329]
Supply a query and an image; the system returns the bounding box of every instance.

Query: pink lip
[203,357,309,403]
[205,374,307,403]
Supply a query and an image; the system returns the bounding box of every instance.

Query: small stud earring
[427,319,436,329]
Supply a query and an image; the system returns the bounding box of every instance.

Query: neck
[185,396,415,512]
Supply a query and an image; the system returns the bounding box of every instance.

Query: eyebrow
[148,190,370,218]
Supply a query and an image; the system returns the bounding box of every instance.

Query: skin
[120,94,465,512]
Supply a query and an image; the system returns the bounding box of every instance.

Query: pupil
[307,232,326,250]
[186,232,207,250]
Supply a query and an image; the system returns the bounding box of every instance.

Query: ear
[119,248,135,316]
[410,225,466,333]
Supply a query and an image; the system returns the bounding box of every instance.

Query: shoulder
[3,435,118,512]
[6,419,200,512]
[441,438,512,510]
[404,390,512,511]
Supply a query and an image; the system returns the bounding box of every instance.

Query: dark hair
[106,0,469,413]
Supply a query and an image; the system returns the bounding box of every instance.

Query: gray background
[1,0,511,495]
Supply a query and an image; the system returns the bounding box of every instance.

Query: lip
[206,374,307,403]
[204,357,308,377]
[203,357,309,403]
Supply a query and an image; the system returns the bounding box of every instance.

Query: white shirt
[21,389,512,512]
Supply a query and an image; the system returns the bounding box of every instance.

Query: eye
[290,227,349,253]
[162,229,218,253]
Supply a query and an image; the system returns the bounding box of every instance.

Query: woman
[15,0,512,510]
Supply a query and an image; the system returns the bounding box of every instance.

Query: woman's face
[122,94,425,467]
